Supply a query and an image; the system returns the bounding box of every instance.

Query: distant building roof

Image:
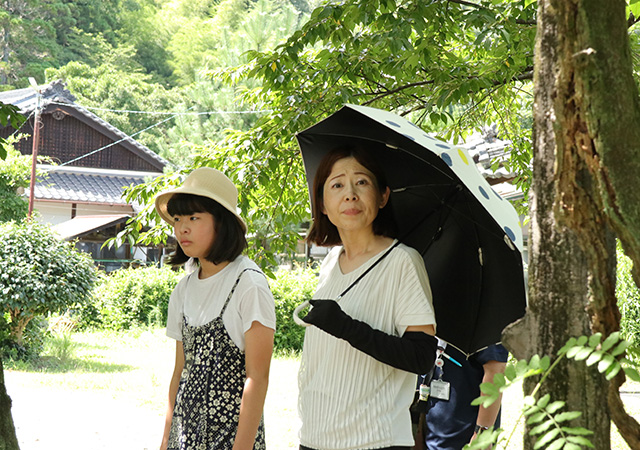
[52,214,131,240]
[35,165,154,209]
[458,125,521,185]
[0,79,171,171]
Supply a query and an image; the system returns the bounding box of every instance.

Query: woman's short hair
[306,144,398,246]
[165,193,247,266]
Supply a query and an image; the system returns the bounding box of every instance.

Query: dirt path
[5,357,301,450]
[7,357,638,450]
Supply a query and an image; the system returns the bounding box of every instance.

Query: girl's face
[322,156,389,236]
[172,212,216,260]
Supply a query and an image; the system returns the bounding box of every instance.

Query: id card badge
[430,379,451,401]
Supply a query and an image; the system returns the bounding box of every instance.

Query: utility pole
[27,78,41,220]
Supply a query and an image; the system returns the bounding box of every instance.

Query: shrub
[617,241,640,350]
[0,220,97,347]
[270,267,318,354]
[88,265,183,331]
[0,313,47,361]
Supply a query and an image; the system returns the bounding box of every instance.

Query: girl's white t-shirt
[298,241,436,450]
[166,255,276,350]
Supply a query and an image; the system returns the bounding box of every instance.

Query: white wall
[34,201,133,226]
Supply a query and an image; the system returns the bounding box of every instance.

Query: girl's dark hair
[165,193,247,266]
[306,144,398,247]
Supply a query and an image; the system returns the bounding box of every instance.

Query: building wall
[34,201,133,225]
[1,112,163,172]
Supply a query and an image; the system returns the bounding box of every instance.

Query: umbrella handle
[293,300,312,327]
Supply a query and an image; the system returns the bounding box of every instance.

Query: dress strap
[219,268,264,317]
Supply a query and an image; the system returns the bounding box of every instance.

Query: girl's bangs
[166,193,209,217]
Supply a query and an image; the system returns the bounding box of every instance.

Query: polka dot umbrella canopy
[296,104,527,356]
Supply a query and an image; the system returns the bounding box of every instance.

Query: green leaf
[605,361,623,380]
[597,353,616,373]
[566,346,582,359]
[623,367,640,382]
[516,359,531,376]
[588,333,602,348]
[559,338,576,355]
[480,381,499,396]
[573,347,594,361]
[530,419,554,435]
[566,435,595,447]
[611,341,630,357]
[545,401,566,414]
[630,1,640,20]
[546,439,565,450]
[585,350,603,366]
[562,443,582,450]
[530,354,541,369]
[537,394,551,409]
[504,363,517,381]
[533,428,561,449]
[601,332,620,352]
[527,412,546,424]
[554,411,582,422]
[561,426,594,436]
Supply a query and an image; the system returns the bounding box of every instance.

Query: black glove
[302,299,437,374]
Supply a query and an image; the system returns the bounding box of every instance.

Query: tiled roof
[0,80,171,170]
[52,214,131,240]
[458,125,521,184]
[34,165,155,206]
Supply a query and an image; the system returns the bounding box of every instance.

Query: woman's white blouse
[298,241,436,450]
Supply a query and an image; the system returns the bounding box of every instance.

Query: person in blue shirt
[422,342,508,450]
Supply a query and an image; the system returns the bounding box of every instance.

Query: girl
[156,167,276,450]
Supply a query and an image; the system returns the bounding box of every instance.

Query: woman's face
[322,156,389,236]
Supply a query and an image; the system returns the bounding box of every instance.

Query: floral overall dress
[168,268,267,450]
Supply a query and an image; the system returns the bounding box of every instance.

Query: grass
[4,329,640,449]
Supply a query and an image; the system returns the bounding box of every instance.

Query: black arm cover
[302,299,437,374]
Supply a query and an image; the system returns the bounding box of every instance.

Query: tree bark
[504,0,640,448]
[503,0,608,448]
[0,359,19,450]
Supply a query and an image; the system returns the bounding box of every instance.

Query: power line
[56,111,184,168]
[48,100,271,116]
[7,110,35,138]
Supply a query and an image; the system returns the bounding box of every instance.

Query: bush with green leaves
[0,313,47,361]
[88,265,183,331]
[0,145,31,222]
[270,267,318,354]
[616,241,640,350]
[0,220,97,348]
[466,332,640,450]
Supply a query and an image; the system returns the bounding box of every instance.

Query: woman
[156,167,276,450]
[298,145,438,450]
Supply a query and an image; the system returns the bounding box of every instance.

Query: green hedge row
[74,265,318,354]
[617,242,640,354]
[76,265,184,330]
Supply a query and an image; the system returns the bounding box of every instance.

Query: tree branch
[359,65,534,106]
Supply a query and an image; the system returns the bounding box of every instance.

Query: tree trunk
[552,0,640,446]
[8,311,31,347]
[504,0,640,448]
[0,359,19,450]
[502,0,610,448]
[0,26,8,86]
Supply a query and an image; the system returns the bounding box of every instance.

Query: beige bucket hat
[155,167,247,232]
